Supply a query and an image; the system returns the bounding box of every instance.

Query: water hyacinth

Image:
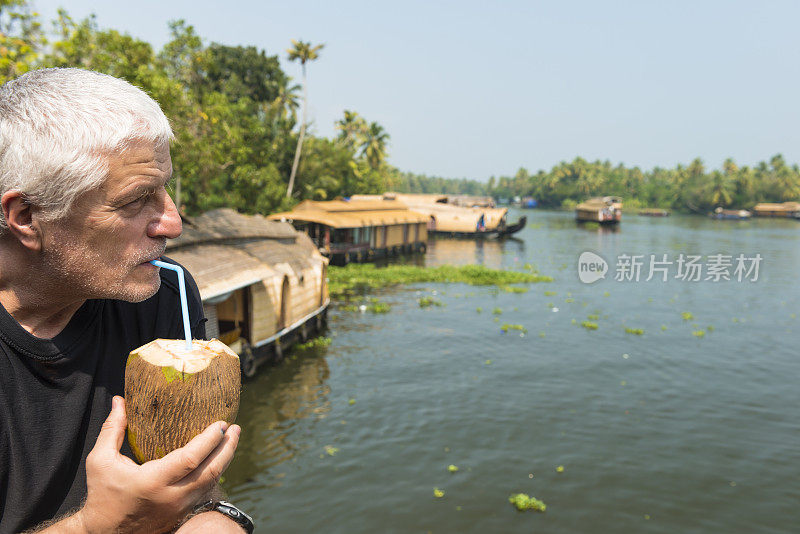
[419,296,444,308]
[328,263,551,298]
[295,336,332,350]
[508,493,547,512]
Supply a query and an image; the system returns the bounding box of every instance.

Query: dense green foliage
[486,156,800,211]
[0,2,393,215]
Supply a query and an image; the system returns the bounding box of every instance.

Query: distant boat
[710,207,751,220]
[350,193,526,238]
[638,208,670,217]
[576,196,622,224]
[752,202,800,219]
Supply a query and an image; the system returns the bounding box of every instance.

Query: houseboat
[710,207,751,220]
[576,196,622,224]
[752,202,800,219]
[351,193,526,237]
[166,208,329,378]
[268,199,429,265]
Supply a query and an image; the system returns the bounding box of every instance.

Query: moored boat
[710,207,751,220]
[576,196,622,224]
[350,193,526,238]
[752,202,800,219]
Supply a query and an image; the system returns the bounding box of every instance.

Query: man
[0,68,248,533]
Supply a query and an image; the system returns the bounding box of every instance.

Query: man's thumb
[94,395,127,452]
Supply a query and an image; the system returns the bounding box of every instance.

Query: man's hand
[75,395,241,534]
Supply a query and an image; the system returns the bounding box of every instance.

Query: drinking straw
[150,260,193,350]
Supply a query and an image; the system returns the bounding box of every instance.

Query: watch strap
[194,500,254,533]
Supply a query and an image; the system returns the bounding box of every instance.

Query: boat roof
[268,199,429,228]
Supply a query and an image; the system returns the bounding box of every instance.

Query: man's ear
[1,190,42,251]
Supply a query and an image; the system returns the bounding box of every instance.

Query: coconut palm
[336,110,367,150]
[285,39,324,198]
[361,121,390,170]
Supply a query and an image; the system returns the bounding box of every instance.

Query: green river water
[223,209,799,533]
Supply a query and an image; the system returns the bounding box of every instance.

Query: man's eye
[124,195,149,209]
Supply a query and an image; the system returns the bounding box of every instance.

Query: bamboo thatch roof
[268,199,428,228]
[169,208,297,250]
[576,197,623,211]
[166,208,326,301]
[166,244,279,301]
[349,193,508,232]
[753,201,800,212]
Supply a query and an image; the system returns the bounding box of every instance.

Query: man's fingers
[93,396,127,453]
[155,421,230,484]
[175,424,240,492]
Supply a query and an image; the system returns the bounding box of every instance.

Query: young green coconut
[125,338,241,463]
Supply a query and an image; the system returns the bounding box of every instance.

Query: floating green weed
[581,321,599,330]
[544,290,557,297]
[625,327,644,335]
[706,325,714,332]
[324,446,339,456]
[565,298,575,303]
[492,307,503,315]
[447,464,459,473]
[419,296,444,308]
[587,314,599,321]
[501,323,528,334]
[476,307,483,313]
[328,263,551,298]
[682,312,694,321]
[502,286,529,294]
[692,330,705,338]
[509,493,546,513]
[295,336,332,350]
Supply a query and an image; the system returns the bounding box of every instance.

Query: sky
[29,0,800,181]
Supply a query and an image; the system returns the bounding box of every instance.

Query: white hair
[0,68,173,233]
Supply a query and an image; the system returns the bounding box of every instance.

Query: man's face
[38,140,182,303]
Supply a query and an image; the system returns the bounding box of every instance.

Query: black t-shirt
[0,258,205,534]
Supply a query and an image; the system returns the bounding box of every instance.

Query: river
[223,209,800,533]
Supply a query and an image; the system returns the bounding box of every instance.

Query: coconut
[124,338,241,463]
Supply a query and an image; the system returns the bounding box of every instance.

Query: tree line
[487,156,800,211]
[3,0,798,215]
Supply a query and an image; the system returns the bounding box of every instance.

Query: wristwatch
[194,500,255,533]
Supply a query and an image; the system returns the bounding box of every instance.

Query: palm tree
[285,39,324,198]
[336,110,367,150]
[361,122,390,170]
[268,80,301,144]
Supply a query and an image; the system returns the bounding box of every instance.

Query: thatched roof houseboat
[166,209,329,377]
[268,199,428,265]
[576,196,622,224]
[752,202,800,219]
[351,193,525,237]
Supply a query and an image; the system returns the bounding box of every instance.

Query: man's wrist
[176,511,248,533]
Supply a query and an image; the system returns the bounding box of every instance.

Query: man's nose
[147,190,182,239]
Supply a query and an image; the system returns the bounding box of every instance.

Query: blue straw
[150,260,193,350]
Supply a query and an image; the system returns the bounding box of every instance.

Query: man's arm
[29,396,243,534]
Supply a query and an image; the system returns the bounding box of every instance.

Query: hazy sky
[30,0,800,180]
